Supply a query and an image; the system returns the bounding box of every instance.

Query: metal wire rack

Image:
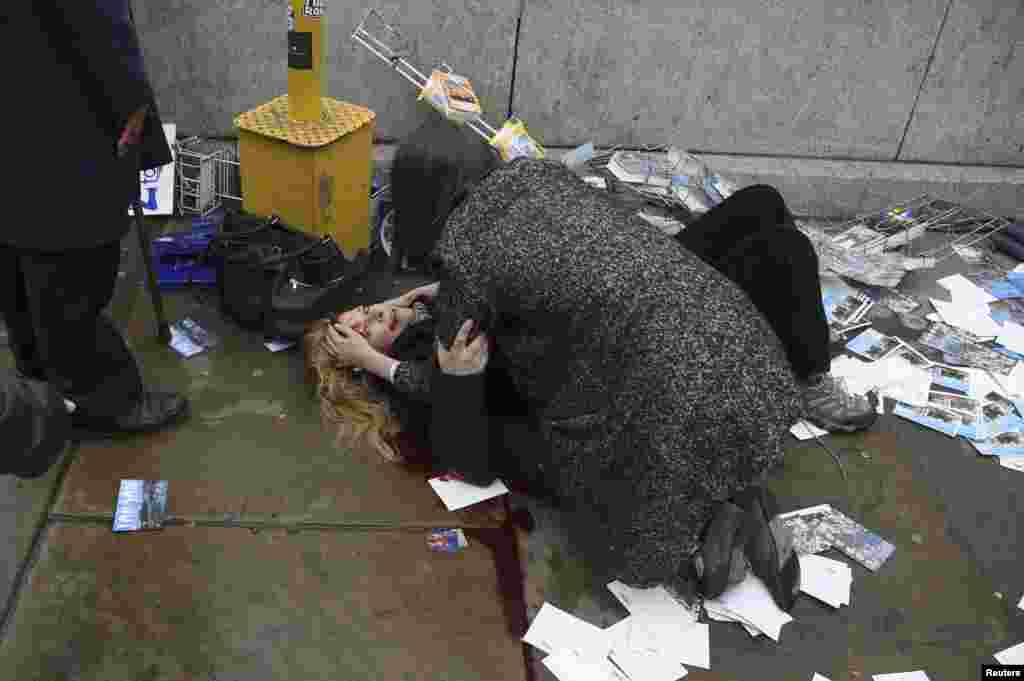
[174,136,242,215]
[351,8,499,143]
[828,194,1014,268]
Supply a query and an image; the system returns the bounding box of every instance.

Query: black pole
[131,198,172,344]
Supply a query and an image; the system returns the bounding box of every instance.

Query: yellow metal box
[235,95,376,259]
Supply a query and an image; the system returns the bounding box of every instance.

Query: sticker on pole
[303,0,324,18]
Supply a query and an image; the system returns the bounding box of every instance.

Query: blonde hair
[303,318,404,462]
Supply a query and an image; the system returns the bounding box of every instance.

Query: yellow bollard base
[234,95,376,260]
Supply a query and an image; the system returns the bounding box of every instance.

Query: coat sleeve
[430,368,495,487]
[47,1,153,130]
[432,278,493,353]
[392,359,434,403]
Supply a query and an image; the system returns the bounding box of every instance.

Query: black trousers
[675,185,830,380]
[0,237,143,419]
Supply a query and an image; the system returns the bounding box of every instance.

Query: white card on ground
[703,604,762,637]
[791,420,830,439]
[523,603,610,658]
[937,273,998,307]
[427,476,509,511]
[929,298,1002,339]
[995,641,1024,665]
[606,581,696,622]
[812,675,833,681]
[872,672,932,681]
[264,338,296,352]
[542,648,629,681]
[884,368,932,407]
[1000,457,1024,472]
[706,574,794,642]
[997,322,1024,356]
[873,355,916,389]
[1018,593,1024,610]
[1009,362,1024,396]
[799,554,853,608]
[831,355,881,395]
[606,620,689,681]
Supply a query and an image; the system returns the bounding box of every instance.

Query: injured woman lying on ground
[305,278,801,609]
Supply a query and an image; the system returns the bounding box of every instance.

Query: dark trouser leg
[0,245,48,380]
[720,229,830,380]
[675,185,830,380]
[0,240,143,419]
[676,185,797,266]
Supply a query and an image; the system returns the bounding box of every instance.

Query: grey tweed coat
[399,158,802,591]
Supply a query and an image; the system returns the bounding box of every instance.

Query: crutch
[130,194,172,344]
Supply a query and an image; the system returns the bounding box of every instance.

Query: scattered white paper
[872,672,932,681]
[799,554,853,608]
[1018,593,1024,611]
[704,604,762,637]
[995,640,1024,665]
[937,273,998,307]
[831,355,882,395]
[670,622,710,670]
[812,675,833,681]
[264,338,296,352]
[606,581,694,621]
[997,322,1024,356]
[523,603,610,658]
[884,367,932,408]
[606,620,689,681]
[929,298,1002,339]
[1004,362,1024,398]
[791,420,830,440]
[542,648,629,681]
[1000,457,1024,473]
[427,476,508,511]
[604,584,706,669]
[705,574,794,642]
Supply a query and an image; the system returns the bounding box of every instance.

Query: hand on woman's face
[336,303,414,354]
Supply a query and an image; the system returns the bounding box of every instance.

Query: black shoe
[72,391,189,437]
[733,486,801,612]
[694,501,749,600]
[5,376,72,479]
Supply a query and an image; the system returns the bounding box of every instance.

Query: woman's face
[336,303,414,353]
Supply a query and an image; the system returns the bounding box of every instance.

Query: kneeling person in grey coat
[369,114,872,611]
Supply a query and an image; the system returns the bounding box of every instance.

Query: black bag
[207,212,371,339]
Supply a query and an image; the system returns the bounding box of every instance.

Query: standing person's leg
[0,245,48,381]
[14,240,143,418]
[12,235,188,432]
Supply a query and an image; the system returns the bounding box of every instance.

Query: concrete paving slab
[57,275,504,529]
[0,524,527,681]
[513,0,943,157]
[0,461,67,630]
[516,425,1018,681]
[134,1,520,140]
[901,0,1024,166]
